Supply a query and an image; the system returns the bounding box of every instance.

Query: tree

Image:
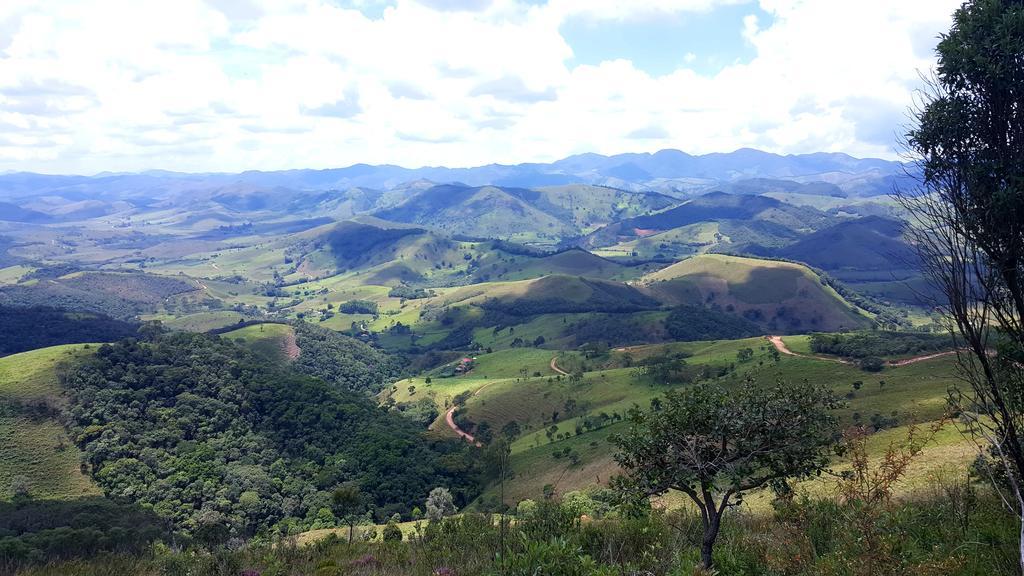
[382,519,402,541]
[611,381,839,570]
[897,1,1024,570]
[425,487,456,521]
[332,483,365,543]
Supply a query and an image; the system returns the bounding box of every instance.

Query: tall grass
[13,483,1018,576]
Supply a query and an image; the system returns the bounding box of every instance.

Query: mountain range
[0,148,911,203]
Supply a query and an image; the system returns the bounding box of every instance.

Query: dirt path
[887,350,959,366]
[550,356,569,376]
[281,329,301,361]
[766,335,956,367]
[444,382,494,446]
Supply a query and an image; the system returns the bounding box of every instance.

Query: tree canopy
[611,381,839,568]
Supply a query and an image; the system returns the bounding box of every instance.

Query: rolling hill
[0,344,100,500]
[771,216,917,272]
[639,254,872,333]
[374,184,576,242]
[578,191,834,257]
[373,183,676,244]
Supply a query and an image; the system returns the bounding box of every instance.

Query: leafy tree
[425,487,456,521]
[859,356,885,372]
[898,2,1024,568]
[332,483,366,543]
[611,382,839,570]
[382,519,403,541]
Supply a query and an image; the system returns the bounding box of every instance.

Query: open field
[0,344,100,500]
[410,336,970,508]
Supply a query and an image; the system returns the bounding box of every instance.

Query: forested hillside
[61,332,480,540]
[0,305,138,356]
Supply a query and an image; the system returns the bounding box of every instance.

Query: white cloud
[0,0,961,173]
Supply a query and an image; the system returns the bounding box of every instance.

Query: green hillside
[640,254,872,332]
[531,184,677,231]
[222,322,297,363]
[579,192,832,254]
[381,336,969,507]
[0,344,100,500]
[376,184,576,243]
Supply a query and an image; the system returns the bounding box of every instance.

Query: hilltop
[638,254,872,333]
[578,192,834,259]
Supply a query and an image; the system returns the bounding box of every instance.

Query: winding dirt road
[550,356,569,376]
[444,382,494,446]
[766,335,957,367]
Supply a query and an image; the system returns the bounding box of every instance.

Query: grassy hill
[578,192,833,259]
[375,184,576,244]
[639,254,872,333]
[530,185,677,232]
[772,216,917,272]
[767,216,933,305]
[0,344,100,500]
[221,322,298,363]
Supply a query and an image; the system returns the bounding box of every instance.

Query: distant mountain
[771,216,917,272]
[0,201,52,223]
[375,184,575,242]
[0,148,910,206]
[576,192,833,255]
[373,183,676,243]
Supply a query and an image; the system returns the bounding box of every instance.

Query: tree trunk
[1016,494,1024,576]
[348,521,354,543]
[700,512,722,570]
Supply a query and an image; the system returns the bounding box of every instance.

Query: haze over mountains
[0,147,909,202]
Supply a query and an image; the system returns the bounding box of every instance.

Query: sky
[0,0,961,174]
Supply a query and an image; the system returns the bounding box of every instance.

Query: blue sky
[561,2,771,76]
[0,0,961,173]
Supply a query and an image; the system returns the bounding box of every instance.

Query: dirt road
[550,356,569,376]
[444,382,493,446]
[766,336,956,367]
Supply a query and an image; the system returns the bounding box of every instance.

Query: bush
[859,356,885,372]
[381,521,402,542]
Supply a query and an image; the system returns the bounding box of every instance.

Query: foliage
[426,487,457,521]
[899,1,1024,570]
[291,321,403,393]
[388,285,435,300]
[17,485,1021,575]
[611,381,840,569]
[60,332,479,539]
[664,305,762,342]
[0,305,138,356]
[809,331,952,359]
[0,497,169,569]
[338,300,378,315]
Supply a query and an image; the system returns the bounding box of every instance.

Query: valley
[0,147,1010,574]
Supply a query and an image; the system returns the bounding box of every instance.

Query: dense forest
[0,498,169,565]
[0,305,138,356]
[291,322,404,393]
[809,331,952,359]
[664,305,762,342]
[60,332,480,542]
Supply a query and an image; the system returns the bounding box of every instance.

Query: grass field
[396,335,974,509]
[639,254,873,333]
[0,345,100,500]
[222,323,297,363]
